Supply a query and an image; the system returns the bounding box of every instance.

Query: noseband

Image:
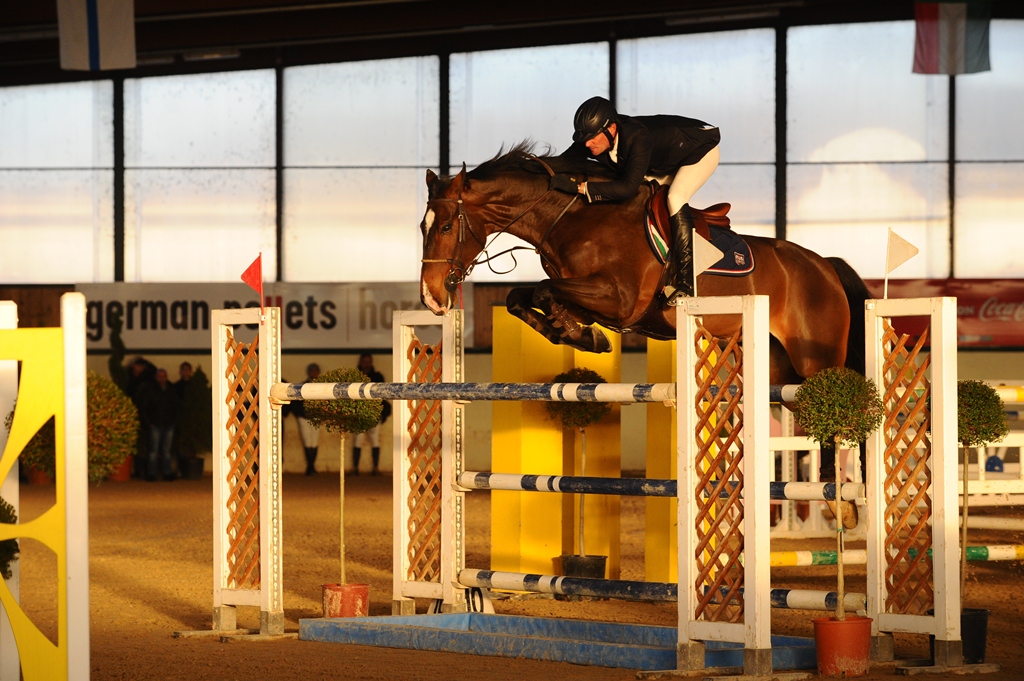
[421,158,577,296]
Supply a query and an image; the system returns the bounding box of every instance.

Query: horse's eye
[440,222,453,233]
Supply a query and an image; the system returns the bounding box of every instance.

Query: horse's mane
[430,140,613,198]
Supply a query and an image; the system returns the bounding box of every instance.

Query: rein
[422,156,578,293]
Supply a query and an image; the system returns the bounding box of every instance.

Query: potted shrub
[5,371,139,484]
[794,367,883,677]
[545,367,612,588]
[304,366,382,618]
[953,380,1008,665]
[0,496,17,581]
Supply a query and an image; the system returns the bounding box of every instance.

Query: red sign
[865,279,1024,348]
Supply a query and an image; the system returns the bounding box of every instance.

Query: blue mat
[300,613,816,671]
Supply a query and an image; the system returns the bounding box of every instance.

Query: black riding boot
[665,205,695,302]
[371,447,381,475]
[304,447,318,476]
[352,447,361,476]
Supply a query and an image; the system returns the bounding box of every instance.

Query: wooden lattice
[223,328,261,590]
[880,319,934,615]
[405,335,443,583]
[692,323,745,623]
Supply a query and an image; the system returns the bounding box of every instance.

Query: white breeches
[666,145,720,214]
[297,416,321,448]
[355,424,380,448]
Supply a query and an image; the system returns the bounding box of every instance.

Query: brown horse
[418,144,870,388]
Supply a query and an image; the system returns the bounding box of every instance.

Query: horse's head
[419,165,487,314]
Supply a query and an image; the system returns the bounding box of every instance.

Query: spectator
[352,353,391,476]
[127,356,157,478]
[292,363,322,476]
[174,361,193,399]
[137,368,180,481]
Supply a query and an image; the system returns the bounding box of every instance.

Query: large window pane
[696,165,776,238]
[124,70,275,168]
[0,170,113,282]
[124,169,275,281]
[955,163,1024,277]
[285,57,439,167]
[788,163,949,278]
[956,21,1024,161]
[450,43,608,166]
[0,81,113,168]
[617,29,775,164]
[789,22,948,162]
[283,169,425,282]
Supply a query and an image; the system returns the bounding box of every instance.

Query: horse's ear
[450,163,469,193]
[425,168,438,187]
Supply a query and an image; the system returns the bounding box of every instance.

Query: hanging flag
[241,254,264,312]
[913,1,991,75]
[56,0,137,71]
[884,228,920,299]
[691,234,725,297]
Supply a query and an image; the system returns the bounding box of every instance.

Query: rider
[552,96,721,300]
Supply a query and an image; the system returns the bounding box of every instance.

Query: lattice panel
[223,328,261,590]
[405,335,443,583]
[880,319,934,615]
[692,323,745,623]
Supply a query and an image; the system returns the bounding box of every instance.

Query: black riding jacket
[559,114,720,203]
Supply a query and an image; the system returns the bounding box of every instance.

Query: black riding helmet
[572,96,617,144]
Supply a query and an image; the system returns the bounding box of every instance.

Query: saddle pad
[704,225,755,276]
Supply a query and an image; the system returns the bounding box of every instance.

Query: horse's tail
[826,257,872,375]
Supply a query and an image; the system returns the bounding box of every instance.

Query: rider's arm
[584,127,653,203]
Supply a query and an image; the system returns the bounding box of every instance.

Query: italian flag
[913,1,991,74]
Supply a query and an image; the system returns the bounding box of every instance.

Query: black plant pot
[557,555,607,601]
[929,608,989,665]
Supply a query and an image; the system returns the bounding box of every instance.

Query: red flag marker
[241,253,264,312]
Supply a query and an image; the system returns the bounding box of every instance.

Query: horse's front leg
[506,286,570,348]
[532,275,631,354]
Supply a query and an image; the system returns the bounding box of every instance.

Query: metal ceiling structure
[2,0,1018,87]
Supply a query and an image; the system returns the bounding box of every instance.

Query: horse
[418,143,871,393]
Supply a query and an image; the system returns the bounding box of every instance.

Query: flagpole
[884,229,891,300]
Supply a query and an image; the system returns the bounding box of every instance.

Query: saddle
[643,182,754,276]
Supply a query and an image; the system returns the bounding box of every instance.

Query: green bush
[4,371,140,484]
[957,380,1009,447]
[0,496,17,580]
[303,367,382,435]
[176,366,213,456]
[544,367,612,431]
[794,367,884,447]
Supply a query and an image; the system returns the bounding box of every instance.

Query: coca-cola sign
[865,279,1024,348]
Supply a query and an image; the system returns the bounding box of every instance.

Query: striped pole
[270,381,675,403]
[459,569,866,611]
[768,544,1024,567]
[459,472,864,502]
[994,386,1024,403]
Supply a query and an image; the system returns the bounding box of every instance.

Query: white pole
[0,301,19,681]
[340,435,346,585]
[579,428,586,557]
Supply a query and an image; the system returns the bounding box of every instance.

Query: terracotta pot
[109,455,134,482]
[813,616,872,677]
[322,583,369,618]
[27,465,52,485]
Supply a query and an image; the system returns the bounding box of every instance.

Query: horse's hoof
[587,329,612,354]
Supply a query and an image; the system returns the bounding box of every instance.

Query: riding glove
[549,173,582,194]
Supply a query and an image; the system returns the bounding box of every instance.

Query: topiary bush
[4,371,140,484]
[957,380,1009,448]
[303,367,383,435]
[544,367,612,431]
[0,496,17,580]
[793,367,884,447]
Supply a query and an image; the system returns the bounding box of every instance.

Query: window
[0,82,113,283]
[123,70,276,282]
[283,57,439,282]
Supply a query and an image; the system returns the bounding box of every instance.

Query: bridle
[421,157,578,295]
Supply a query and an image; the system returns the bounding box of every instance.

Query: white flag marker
[884,228,919,299]
[692,234,725,297]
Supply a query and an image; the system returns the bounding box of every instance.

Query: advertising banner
[75,282,472,352]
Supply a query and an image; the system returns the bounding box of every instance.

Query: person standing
[293,363,323,476]
[352,353,391,475]
[138,368,180,481]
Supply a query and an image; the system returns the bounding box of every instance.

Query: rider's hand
[549,173,582,194]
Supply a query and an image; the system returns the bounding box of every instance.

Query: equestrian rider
[552,96,721,300]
